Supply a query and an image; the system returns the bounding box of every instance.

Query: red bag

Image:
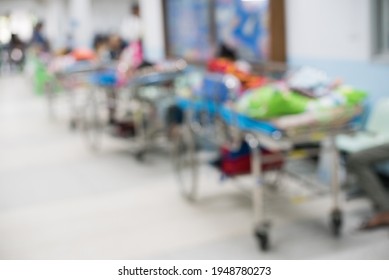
[220,142,284,176]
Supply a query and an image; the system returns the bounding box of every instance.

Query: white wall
[286,0,372,61]
[285,0,389,105]
[0,0,46,18]
[46,0,68,49]
[140,0,165,61]
[68,0,92,48]
[91,0,131,35]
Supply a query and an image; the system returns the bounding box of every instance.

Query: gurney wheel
[135,150,145,161]
[172,124,198,201]
[69,119,78,130]
[330,209,343,237]
[255,230,270,251]
[46,81,56,119]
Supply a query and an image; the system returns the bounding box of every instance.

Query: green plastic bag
[31,56,60,96]
[237,86,310,119]
[238,85,367,120]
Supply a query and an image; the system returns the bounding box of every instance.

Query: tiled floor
[0,75,388,259]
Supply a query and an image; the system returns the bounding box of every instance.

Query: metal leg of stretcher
[329,135,343,236]
[81,86,106,150]
[46,80,56,120]
[68,89,78,130]
[133,104,147,161]
[131,87,152,161]
[246,133,270,251]
[172,108,198,201]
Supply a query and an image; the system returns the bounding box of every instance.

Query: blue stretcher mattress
[176,98,282,136]
[90,70,118,87]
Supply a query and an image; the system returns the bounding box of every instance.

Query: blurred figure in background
[217,42,238,60]
[208,42,266,91]
[93,34,110,62]
[5,34,26,72]
[349,144,389,229]
[107,34,126,61]
[119,3,144,69]
[120,3,142,45]
[30,21,50,53]
[65,33,75,52]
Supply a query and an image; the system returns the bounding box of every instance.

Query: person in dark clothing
[30,21,50,52]
[107,34,127,61]
[6,34,26,70]
[217,42,237,60]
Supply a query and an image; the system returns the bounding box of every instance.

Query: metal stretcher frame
[238,115,351,251]
[173,73,362,251]
[79,64,187,157]
[46,61,113,127]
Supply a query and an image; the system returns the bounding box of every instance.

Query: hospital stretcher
[38,57,114,128]
[173,73,363,251]
[79,60,187,157]
[55,62,114,127]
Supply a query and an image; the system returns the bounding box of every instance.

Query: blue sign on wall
[166,0,212,61]
[216,0,269,60]
[166,0,269,61]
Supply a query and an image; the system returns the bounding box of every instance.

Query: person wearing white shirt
[120,3,142,44]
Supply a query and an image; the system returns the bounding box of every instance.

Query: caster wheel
[255,230,270,251]
[331,209,343,237]
[135,150,145,161]
[69,119,77,130]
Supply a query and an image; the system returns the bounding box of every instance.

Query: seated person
[108,34,127,61]
[218,42,237,60]
[347,143,389,229]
